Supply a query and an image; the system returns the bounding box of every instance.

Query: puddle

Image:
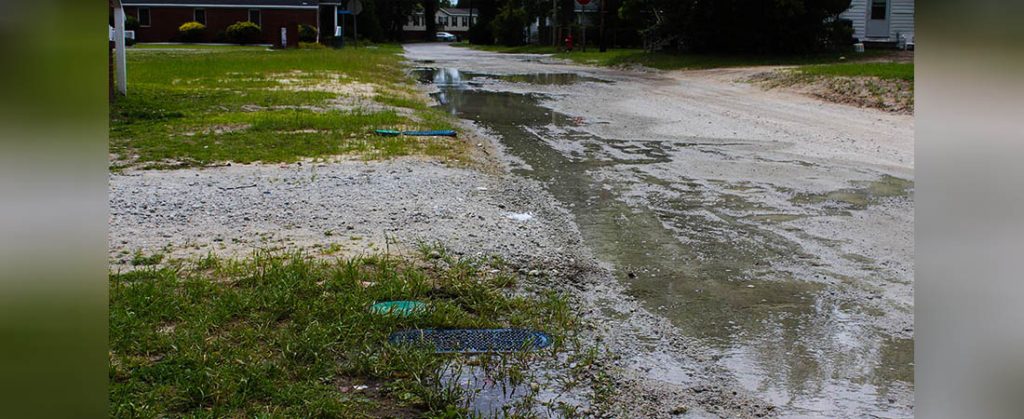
[418,67,913,417]
[791,175,914,213]
[413,68,606,86]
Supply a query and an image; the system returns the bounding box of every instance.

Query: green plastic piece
[371,301,427,316]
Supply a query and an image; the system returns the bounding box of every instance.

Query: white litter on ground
[505,212,534,221]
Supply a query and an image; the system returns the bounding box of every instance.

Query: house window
[248,9,261,26]
[138,8,151,27]
[194,9,206,25]
[461,16,468,27]
[870,0,887,20]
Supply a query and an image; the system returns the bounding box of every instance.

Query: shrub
[298,24,318,43]
[226,21,262,44]
[125,15,140,32]
[178,21,206,43]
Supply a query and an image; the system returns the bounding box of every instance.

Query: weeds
[110,248,582,417]
[110,45,469,169]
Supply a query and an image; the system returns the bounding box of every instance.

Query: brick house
[121,0,320,47]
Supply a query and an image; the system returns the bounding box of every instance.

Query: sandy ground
[109,44,914,418]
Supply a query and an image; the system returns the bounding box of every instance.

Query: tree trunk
[423,0,438,41]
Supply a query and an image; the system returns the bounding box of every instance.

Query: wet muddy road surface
[404,44,914,418]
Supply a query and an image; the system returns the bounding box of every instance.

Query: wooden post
[113,5,127,96]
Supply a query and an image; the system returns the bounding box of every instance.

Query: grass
[111,44,468,169]
[797,62,914,81]
[109,247,582,417]
[459,42,899,71]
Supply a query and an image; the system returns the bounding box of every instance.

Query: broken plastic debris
[505,212,534,221]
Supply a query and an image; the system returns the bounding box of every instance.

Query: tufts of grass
[109,248,579,417]
[797,62,914,81]
[111,45,469,169]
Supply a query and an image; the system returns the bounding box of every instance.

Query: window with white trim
[194,8,206,25]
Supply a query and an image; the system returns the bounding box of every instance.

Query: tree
[468,0,500,44]
[492,2,529,45]
[620,0,852,53]
[423,0,439,39]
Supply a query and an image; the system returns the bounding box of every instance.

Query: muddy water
[416,68,913,417]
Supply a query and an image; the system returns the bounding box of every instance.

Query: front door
[866,0,890,38]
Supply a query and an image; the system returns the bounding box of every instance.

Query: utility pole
[599,0,607,52]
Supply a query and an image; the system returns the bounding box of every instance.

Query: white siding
[890,0,914,41]
[840,0,914,42]
[840,0,868,40]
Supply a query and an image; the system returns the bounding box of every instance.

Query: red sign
[577,0,591,4]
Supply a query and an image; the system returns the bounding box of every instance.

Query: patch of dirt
[751,70,914,113]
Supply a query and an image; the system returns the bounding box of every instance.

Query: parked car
[436,32,457,42]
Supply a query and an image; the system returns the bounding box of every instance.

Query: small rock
[671,405,689,415]
[529,382,540,392]
[428,250,442,259]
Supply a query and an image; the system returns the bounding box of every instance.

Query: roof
[121,0,318,8]
[441,8,477,16]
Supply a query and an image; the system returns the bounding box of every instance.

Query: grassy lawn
[797,62,914,81]
[111,44,465,169]
[459,42,898,71]
[110,247,588,417]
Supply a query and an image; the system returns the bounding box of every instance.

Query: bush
[822,18,855,50]
[298,24,318,43]
[178,21,206,43]
[298,42,326,49]
[226,21,262,44]
[125,15,140,32]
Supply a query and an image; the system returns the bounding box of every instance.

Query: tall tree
[620,0,852,53]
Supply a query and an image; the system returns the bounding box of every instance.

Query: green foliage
[109,251,579,417]
[492,3,529,46]
[799,62,914,81]
[298,24,317,43]
[622,0,855,53]
[178,21,206,43]
[226,21,262,44]
[125,15,140,32]
[110,45,469,168]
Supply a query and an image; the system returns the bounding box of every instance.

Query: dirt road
[109,43,914,418]
[403,43,914,418]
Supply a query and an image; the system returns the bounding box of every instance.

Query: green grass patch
[797,62,914,81]
[463,43,898,70]
[112,44,468,168]
[110,248,580,417]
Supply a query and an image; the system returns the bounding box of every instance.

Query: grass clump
[797,62,914,81]
[111,44,467,169]
[109,248,579,417]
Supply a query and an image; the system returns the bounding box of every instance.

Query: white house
[403,8,478,39]
[841,0,914,46]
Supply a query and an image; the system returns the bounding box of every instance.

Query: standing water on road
[412,59,913,417]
